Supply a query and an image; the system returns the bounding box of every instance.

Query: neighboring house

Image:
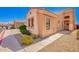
[6,23,14,29]
[26,8,76,38]
[13,21,25,28]
[0,24,8,29]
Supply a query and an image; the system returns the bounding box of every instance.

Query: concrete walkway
[39,30,77,52]
[20,31,65,52]
[0,46,11,52]
[0,30,5,41]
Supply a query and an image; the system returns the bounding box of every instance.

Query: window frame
[31,17,34,28]
[45,15,51,30]
[28,18,30,27]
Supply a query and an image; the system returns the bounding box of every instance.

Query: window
[30,12,31,14]
[64,16,70,19]
[28,19,30,27]
[46,16,50,30]
[31,18,34,27]
[28,17,34,28]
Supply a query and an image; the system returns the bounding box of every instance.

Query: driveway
[39,30,77,52]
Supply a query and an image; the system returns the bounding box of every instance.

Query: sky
[0,7,78,24]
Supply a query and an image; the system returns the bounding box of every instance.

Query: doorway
[64,20,69,30]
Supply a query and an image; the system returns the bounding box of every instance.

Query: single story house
[26,8,76,38]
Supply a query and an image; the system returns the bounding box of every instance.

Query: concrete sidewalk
[19,31,65,52]
[0,30,5,41]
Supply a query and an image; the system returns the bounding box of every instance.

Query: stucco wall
[37,10,58,38]
[26,8,39,35]
[63,9,76,31]
[26,8,76,38]
[57,12,64,31]
[57,9,76,31]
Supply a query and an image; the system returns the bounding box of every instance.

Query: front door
[64,20,69,30]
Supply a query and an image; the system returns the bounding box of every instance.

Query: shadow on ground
[0,34,26,52]
[59,30,71,34]
[0,33,42,52]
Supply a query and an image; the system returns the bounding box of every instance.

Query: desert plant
[19,24,26,30]
[21,35,33,45]
[19,24,31,35]
[20,29,27,34]
[20,29,31,35]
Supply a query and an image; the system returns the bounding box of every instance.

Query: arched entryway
[64,20,69,30]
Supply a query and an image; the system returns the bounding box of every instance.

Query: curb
[0,30,5,44]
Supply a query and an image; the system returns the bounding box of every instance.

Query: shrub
[19,24,26,30]
[26,30,31,35]
[20,29,27,34]
[19,24,31,35]
[20,29,31,35]
[31,34,39,39]
[21,35,33,45]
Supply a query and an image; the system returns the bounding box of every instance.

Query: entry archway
[64,20,69,30]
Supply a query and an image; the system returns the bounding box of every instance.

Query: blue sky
[0,7,78,24]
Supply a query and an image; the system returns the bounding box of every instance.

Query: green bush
[31,34,39,39]
[21,35,33,45]
[19,24,26,30]
[19,24,31,35]
[20,29,27,34]
[20,29,31,35]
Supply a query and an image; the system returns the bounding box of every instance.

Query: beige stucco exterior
[26,8,76,38]
[57,9,76,31]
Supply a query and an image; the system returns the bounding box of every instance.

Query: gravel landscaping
[14,34,43,47]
